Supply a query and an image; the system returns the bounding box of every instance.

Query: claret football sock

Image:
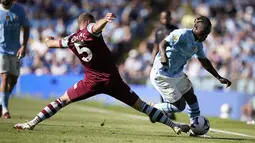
[29,98,65,126]
[140,101,177,128]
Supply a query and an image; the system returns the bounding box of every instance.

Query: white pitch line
[209,128,255,138]
[73,105,255,139]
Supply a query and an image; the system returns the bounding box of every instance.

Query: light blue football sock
[2,92,11,113]
[187,102,200,123]
[154,102,181,114]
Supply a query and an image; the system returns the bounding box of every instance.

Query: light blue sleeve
[20,6,30,27]
[195,43,206,59]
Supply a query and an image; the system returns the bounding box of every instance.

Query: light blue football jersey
[0,3,29,56]
[152,29,206,77]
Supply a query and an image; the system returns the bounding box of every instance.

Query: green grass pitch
[1,97,255,143]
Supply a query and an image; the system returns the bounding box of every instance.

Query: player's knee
[1,73,8,84]
[177,98,186,112]
[11,78,17,85]
[60,92,72,105]
[241,106,248,115]
[183,88,198,105]
[9,77,18,88]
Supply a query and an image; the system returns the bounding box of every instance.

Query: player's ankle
[28,121,36,127]
[2,107,8,115]
[172,122,179,128]
[29,116,42,126]
[28,120,39,127]
[190,116,197,124]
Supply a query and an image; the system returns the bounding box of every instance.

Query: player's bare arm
[92,13,116,34]
[22,26,30,49]
[17,26,30,59]
[44,36,62,48]
[150,43,159,66]
[198,58,231,88]
[159,40,169,66]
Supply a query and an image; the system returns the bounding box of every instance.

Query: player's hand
[218,77,231,88]
[160,55,169,67]
[105,13,116,22]
[17,45,26,60]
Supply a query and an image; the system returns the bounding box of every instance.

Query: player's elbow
[202,63,210,71]
[92,27,100,34]
[159,40,168,50]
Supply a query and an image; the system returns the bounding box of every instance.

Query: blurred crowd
[17,0,255,88]
[18,0,151,76]
[120,0,255,87]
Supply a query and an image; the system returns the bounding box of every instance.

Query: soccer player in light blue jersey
[149,16,231,134]
[0,0,30,119]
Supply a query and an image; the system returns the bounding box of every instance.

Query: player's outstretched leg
[159,94,176,120]
[153,97,186,114]
[132,98,190,135]
[14,92,71,130]
[149,97,186,123]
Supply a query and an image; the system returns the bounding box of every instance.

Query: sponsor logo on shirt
[192,46,198,52]
[173,35,179,41]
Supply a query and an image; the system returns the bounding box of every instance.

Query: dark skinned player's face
[193,23,211,42]
[1,0,13,6]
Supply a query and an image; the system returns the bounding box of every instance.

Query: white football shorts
[0,54,20,76]
[150,68,192,103]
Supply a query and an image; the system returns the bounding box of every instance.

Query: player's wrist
[103,16,109,22]
[216,75,222,80]
[22,45,27,49]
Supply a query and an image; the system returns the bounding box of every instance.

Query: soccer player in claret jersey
[14,12,190,134]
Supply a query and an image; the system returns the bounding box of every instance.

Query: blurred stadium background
[11,0,255,121]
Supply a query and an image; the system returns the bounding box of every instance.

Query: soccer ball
[191,116,210,135]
